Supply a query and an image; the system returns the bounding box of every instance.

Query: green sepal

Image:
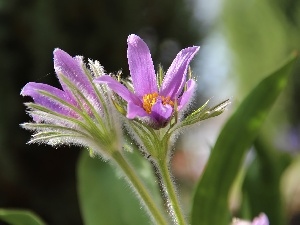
[181,99,230,127]
[111,97,127,116]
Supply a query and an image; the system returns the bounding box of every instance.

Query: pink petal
[54,48,96,100]
[127,102,148,119]
[252,214,269,225]
[95,75,141,104]
[21,82,78,118]
[177,79,196,110]
[150,100,173,126]
[160,46,199,98]
[127,34,157,97]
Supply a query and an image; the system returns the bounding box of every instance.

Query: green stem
[158,159,187,225]
[112,151,168,225]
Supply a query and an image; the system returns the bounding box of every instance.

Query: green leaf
[240,138,292,225]
[191,53,297,225]
[0,209,46,225]
[77,150,160,225]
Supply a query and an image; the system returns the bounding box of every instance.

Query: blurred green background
[0,0,299,224]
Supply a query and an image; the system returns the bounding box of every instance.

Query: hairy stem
[157,159,187,225]
[112,151,168,225]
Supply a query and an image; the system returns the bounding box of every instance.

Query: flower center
[142,92,174,114]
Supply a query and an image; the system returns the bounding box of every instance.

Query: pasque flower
[21,49,169,224]
[21,48,121,158]
[95,34,200,129]
[20,37,230,225]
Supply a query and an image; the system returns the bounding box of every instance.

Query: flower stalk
[125,121,186,224]
[111,151,168,225]
[157,158,187,225]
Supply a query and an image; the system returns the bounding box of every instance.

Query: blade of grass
[191,53,297,225]
[0,209,46,225]
[241,138,292,225]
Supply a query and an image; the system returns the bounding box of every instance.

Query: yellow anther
[142,92,174,114]
[161,96,174,107]
[143,92,158,113]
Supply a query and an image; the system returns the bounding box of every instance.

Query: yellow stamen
[142,92,174,114]
[161,96,174,107]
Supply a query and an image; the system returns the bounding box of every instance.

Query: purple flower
[232,213,269,225]
[95,34,200,128]
[21,49,121,157]
[21,48,101,121]
[252,214,269,225]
